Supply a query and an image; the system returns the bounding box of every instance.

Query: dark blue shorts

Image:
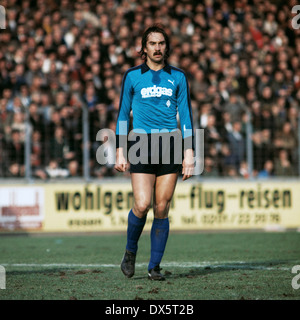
[130,161,182,176]
[129,132,183,177]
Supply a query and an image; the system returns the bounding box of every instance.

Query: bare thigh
[153,172,179,219]
[131,173,156,218]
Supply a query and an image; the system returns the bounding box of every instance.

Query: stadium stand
[0,0,299,179]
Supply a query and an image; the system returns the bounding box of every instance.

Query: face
[144,32,167,64]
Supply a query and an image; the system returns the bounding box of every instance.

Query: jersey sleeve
[177,72,194,150]
[116,71,133,148]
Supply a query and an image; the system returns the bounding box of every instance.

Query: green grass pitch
[0,231,300,300]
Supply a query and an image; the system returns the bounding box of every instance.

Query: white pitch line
[0,261,294,271]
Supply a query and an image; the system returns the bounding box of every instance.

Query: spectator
[252,130,273,173]
[68,159,80,177]
[270,103,285,134]
[83,84,99,110]
[203,114,223,154]
[219,143,235,176]
[49,126,75,169]
[10,112,26,142]
[0,130,7,177]
[227,121,245,171]
[6,163,24,178]
[239,161,250,179]
[274,122,297,159]
[202,156,219,177]
[45,159,69,178]
[224,93,247,123]
[258,160,274,179]
[29,102,44,136]
[6,129,25,175]
[31,130,45,171]
[274,149,295,177]
[0,98,13,138]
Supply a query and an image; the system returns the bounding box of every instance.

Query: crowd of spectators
[0,0,299,179]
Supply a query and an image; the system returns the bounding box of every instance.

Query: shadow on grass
[131,259,295,281]
[164,259,293,280]
[5,268,104,276]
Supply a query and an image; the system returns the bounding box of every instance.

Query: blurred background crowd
[0,0,299,179]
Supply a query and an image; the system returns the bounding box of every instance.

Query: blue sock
[126,209,147,254]
[148,217,169,271]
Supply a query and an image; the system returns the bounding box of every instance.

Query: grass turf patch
[0,232,299,300]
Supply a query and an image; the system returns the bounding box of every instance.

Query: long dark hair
[139,24,170,62]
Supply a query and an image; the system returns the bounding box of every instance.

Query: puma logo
[168,79,175,86]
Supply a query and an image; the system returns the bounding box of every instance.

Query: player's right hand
[114,148,128,172]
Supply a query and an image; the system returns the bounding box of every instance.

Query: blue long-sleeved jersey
[116,63,194,148]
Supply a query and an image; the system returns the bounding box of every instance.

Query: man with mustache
[115,24,194,281]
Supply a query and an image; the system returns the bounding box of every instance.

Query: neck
[146,60,165,71]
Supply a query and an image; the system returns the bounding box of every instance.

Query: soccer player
[115,24,194,281]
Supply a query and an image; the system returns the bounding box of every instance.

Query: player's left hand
[182,149,194,181]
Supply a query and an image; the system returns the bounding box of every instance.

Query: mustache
[154,51,162,56]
